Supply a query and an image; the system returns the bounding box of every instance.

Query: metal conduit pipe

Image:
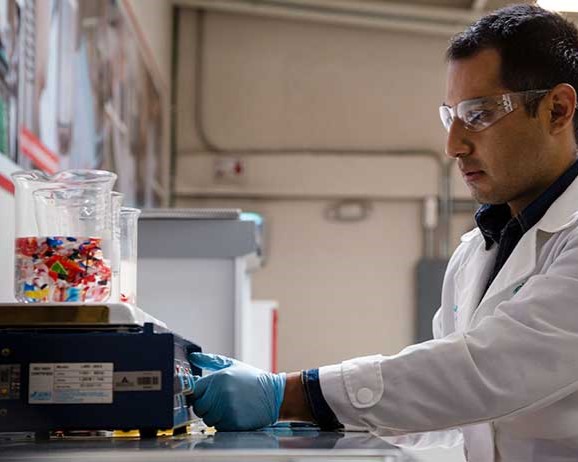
[422,196,438,259]
[173,0,479,37]
[440,160,454,258]
[174,8,455,258]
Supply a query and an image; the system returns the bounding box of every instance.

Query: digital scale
[0,303,202,438]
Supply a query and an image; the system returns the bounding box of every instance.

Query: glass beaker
[18,186,113,303]
[119,207,141,305]
[12,169,117,303]
[109,192,124,302]
[11,170,117,238]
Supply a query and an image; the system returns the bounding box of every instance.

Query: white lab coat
[319,174,578,461]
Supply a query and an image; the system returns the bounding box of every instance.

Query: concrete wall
[173,9,475,372]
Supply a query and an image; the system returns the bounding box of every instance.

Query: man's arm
[279,372,314,421]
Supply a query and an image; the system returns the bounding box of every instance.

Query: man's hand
[188,352,286,431]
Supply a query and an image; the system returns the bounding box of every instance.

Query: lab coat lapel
[453,233,498,331]
[477,227,538,309]
[466,173,578,327]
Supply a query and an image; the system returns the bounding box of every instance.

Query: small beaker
[109,192,124,302]
[119,207,141,305]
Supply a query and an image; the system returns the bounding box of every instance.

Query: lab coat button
[356,387,374,404]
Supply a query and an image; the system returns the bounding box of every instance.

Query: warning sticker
[29,363,113,404]
[114,371,162,391]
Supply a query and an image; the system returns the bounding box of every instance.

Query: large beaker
[11,170,117,303]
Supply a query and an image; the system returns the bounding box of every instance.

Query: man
[188,4,578,461]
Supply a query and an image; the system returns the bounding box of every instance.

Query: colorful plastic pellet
[14,236,112,303]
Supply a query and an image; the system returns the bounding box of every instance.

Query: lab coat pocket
[341,355,384,409]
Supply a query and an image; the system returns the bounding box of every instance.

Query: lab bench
[0,427,413,462]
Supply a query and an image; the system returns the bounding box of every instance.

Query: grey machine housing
[137,209,262,360]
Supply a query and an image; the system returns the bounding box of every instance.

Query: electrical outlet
[213,156,246,185]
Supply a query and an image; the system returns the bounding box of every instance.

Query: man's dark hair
[447,4,578,139]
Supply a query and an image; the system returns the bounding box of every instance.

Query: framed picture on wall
[0,0,20,163]
[14,0,166,207]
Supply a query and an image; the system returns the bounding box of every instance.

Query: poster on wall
[14,0,164,206]
[0,0,20,162]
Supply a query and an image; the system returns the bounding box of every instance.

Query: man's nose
[445,120,472,159]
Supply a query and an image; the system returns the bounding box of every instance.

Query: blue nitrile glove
[188,352,286,431]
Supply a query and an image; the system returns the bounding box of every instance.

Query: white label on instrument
[29,363,113,404]
[114,371,162,391]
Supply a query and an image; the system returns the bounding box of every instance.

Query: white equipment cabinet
[137,209,273,366]
[246,299,278,372]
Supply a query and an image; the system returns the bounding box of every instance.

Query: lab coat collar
[460,172,578,244]
[459,174,578,322]
[535,171,578,233]
[460,227,481,243]
[480,174,578,304]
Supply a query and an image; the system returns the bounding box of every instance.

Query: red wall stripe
[272,309,278,373]
[0,173,14,195]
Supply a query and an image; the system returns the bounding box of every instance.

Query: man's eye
[466,109,492,124]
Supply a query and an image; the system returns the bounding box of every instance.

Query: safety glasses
[439,89,550,132]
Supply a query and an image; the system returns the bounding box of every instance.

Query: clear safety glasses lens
[439,89,550,133]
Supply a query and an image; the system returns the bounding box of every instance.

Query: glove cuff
[271,372,287,421]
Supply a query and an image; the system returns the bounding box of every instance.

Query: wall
[123,0,173,90]
[175,10,451,151]
[123,0,173,204]
[0,189,15,302]
[0,158,18,302]
[173,9,475,372]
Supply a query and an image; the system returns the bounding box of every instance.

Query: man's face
[445,48,551,215]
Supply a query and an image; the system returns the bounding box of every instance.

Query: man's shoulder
[443,227,483,277]
[459,227,482,243]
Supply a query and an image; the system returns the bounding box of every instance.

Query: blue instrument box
[0,320,201,438]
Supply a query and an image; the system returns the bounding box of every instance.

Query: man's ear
[546,83,576,135]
